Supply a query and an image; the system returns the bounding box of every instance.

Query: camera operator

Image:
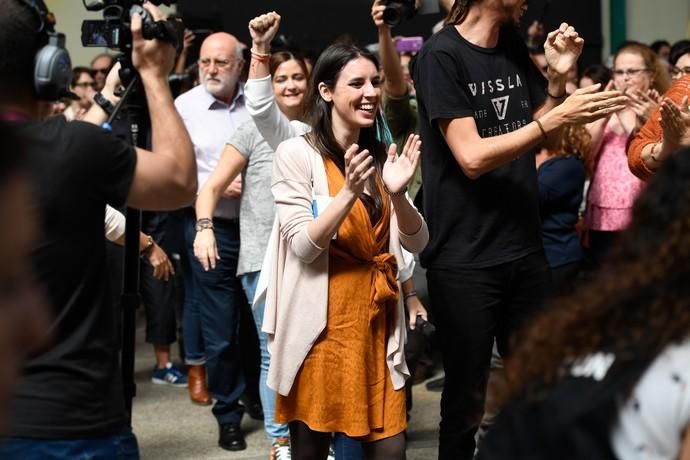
[0,0,195,458]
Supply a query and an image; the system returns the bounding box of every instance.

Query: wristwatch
[94,92,116,115]
[141,234,154,255]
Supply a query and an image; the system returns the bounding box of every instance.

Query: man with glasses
[90,53,114,91]
[174,32,250,452]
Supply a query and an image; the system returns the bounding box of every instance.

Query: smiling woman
[264,42,428,460]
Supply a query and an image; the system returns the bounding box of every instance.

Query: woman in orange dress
[266,43,428,459]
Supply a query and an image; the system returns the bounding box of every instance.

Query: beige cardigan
[262,136,429,396]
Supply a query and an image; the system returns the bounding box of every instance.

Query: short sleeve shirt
[228,120,275,275]
[412,25,547,269]
[12,117,136,439]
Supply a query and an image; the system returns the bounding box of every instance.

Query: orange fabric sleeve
[628,75,690,181]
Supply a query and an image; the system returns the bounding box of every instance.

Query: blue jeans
[182,211,246,424]
[240,271,289,440]
[0,430,139,460]
[334,433,363,460]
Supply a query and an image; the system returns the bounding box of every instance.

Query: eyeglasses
[198,58,235,69]
[73,82,96,89]
[612,68,651,78]
[671,66,690,78]
[92,67,110,75]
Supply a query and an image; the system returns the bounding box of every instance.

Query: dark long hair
[501,147,690,402]
[304,43,387,212]
[445,0,478,25]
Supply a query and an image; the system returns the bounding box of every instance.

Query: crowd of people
[2,0,690,459]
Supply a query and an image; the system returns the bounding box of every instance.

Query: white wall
[45,1,176,67]
[626,0,689,45]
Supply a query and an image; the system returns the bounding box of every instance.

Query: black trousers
[426,251,551,460]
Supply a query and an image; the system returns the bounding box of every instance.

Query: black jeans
[426,251,551,460]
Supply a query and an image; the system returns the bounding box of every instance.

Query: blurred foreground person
[0,1,196,458]
[480,146,690,460]
[0,122,49,433]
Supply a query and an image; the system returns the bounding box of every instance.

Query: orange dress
[274,157,407,441]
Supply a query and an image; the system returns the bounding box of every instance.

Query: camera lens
[382,5,403,27]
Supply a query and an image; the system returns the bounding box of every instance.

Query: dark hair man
[411,0,626,458]
[0,1,196,458]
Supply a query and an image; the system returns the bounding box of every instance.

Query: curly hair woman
[480,146,690,460]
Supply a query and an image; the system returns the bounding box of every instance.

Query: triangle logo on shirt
[491,96,510,121]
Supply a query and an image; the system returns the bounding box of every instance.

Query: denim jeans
[426,251,551,460]
[181,211,246,424]
[240,271,290,440]
[333,433,363,460]
[0,430,140,460]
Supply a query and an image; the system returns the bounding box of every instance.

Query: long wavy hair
[304,43,387,213]
[445,0,479,25]
[501,147,690,402]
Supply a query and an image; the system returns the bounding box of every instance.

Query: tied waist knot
[371,253,399,309]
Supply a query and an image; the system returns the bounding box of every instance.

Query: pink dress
[585,120,645,231]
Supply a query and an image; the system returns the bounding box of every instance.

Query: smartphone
[396,36,424,54]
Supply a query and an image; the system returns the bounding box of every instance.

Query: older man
[174,32,250,452]
[90,53,114,91]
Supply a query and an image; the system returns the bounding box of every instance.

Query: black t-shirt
[413,25,547,269]
[11,116,136,439]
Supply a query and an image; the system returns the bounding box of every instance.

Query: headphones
[18,0,72,101]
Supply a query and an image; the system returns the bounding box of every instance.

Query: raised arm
[245,11,301,151]
[84,4,197,210]
[441,84,626,179]
[371,0,407,98]
[383,134,428,250]
[126,4,196,210]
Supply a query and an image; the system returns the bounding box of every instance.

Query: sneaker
[327,443,335,460]
[151,362,188,387]
[269,437,291,460]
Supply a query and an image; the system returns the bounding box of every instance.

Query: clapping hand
[660,96,690,148]
[382,134,421,195]
[343,144,376,197]
[544,23,584,77]
[627,89,660,123]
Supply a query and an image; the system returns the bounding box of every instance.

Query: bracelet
[195,218,214,232]
[140,234,154,255]
[547,89,567,99]
[250,48,271,61]
[534,119,548,141]
[403,290,417,300]
[383,183,407,197]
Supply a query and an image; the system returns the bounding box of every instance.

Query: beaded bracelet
[383,183,407,197]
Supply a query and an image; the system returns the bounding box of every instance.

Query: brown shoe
[187,365,212,405]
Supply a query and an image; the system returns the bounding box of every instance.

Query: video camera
[381,0,440,27]
[80,0,180,51]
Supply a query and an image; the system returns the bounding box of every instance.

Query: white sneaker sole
[151,378,188,388]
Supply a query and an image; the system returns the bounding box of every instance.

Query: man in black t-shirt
[412,1,626,458]
[0,1,197,458]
